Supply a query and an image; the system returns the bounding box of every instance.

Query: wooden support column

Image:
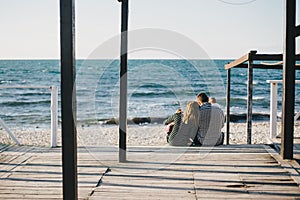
[295,25,300,37]
[60,0,77,199]
[246,51,255,144]
[281,0,296,160]
[226,68,231,145]
[118,0,129,162]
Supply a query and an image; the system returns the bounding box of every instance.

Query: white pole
[0,118,20,145]
[270,82,278,139]
[50,86,58,147]
[0,85,60,147]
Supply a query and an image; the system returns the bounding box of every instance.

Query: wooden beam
[281,0,296,160]
[253,54,300,61]
[225,54,300,70]
[119,0,129,162]
[252,54,283,61]
[225,51,255,70]
[60,0,77,199]
[227,63,300,70]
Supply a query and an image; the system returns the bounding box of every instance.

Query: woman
[164,108,182,143]
[164,101,200,146]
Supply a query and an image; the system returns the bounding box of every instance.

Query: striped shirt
[197,102,224,146]
[164,112,182,144]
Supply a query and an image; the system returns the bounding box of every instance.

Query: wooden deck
[1,144,300,199]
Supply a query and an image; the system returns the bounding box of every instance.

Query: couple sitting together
[164,92,224,146]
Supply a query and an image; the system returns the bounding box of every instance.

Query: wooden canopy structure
[58,0,299,198]
[225,0,300,160]
[225,51,300,145]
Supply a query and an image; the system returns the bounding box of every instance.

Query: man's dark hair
[197,92,209,102]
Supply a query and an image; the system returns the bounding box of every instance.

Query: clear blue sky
[0,0,299,59]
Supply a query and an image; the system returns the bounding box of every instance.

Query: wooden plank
[89,145,300,199]
[0,146,35,178]
[1,145,300,199]
[225,52,251,69]
[0,144,10,152]
[0,146,107,199]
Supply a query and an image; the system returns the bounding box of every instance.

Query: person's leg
[166,135,170,143]
[191,135,202,146]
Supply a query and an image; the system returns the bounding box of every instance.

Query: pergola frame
[225,0,300,160]
[225,51,300,145]
[58,0,299,198]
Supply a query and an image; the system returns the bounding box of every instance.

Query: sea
[1,59,300,129]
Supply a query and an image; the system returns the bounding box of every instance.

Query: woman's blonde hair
[182,101,199,124]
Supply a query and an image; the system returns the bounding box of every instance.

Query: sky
[0,0,299,59]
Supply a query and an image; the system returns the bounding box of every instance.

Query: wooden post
[281,0,296,160]
[296,25,300,37]
[118,0,129,162]
[226,68,231,145]
[246,51,255,144]
[60,0,78,199]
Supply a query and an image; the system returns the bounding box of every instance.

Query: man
[195,93,224,146]
[208,97,221,109]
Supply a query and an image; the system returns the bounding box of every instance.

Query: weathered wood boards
[1,144,300,199]
[0,145,106,199]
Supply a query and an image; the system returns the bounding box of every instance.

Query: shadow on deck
[0,144,300,199]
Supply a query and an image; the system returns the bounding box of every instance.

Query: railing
[266,80,300,139]
[0,86,58,147]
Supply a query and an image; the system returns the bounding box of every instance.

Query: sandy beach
[1,121,300,147]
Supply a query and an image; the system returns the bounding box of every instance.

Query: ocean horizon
[0,59,300,129]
